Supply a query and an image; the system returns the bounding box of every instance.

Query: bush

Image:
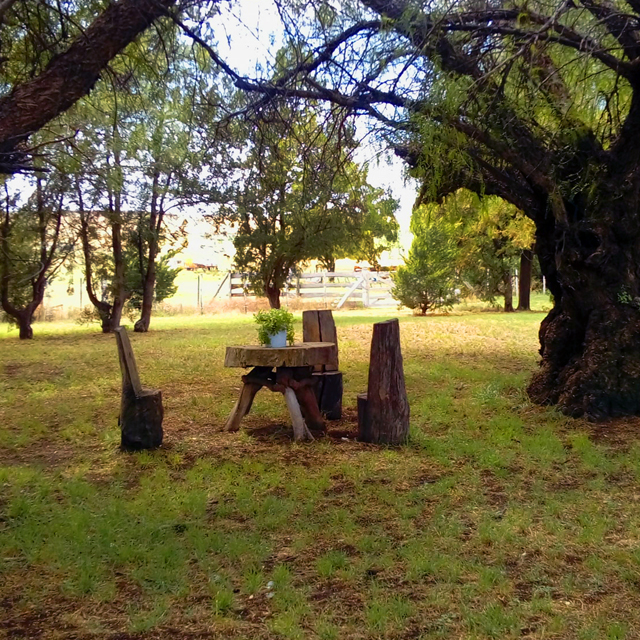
[392,223,459,315]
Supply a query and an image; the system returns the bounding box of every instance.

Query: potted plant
[254,309,295,347]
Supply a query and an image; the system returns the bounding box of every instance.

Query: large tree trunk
[17,311,34,340]
[528,192,640,420]
[517,249,533,311]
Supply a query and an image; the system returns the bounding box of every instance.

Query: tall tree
[318,185,399,272]
[214,106,399,308]
[0,0,188,175]
[198,0,640,419]
[125,33,217,331]
[392,215,459,315]
[0,172,70,338]
[70,98,132,334]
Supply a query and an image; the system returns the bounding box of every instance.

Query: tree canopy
[5,0,640,417]
[213,105,399,308]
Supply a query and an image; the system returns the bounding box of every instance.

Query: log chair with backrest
[114,326,163,450]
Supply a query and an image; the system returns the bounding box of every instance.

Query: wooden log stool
[358,319,410,445]
[224,343,337,442]
[302,310,343,420]
[114,327,163,450]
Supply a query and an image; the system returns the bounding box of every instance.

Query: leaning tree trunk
[528,191,640,420]
[517,249,533,311]
[134,275,155,333]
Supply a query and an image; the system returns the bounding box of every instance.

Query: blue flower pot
[268,330,287,348]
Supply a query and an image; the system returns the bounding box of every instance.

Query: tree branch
[0,0,185,173]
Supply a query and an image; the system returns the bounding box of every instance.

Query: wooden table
[224,342,337,441]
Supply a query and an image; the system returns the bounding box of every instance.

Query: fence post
[323,272,328,309]
[362,270,370,308]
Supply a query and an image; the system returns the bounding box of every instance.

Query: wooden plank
[298,283,351,289]
[297,272,356,278]
[302,311,320,343]
[224,342,337,369]
[114,327,142,397]
[318,310,338,370]
[212,272,230,299]
[302,310,322,372]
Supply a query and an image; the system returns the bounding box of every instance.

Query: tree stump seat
[358,319,410,445]
[114,327,163,450]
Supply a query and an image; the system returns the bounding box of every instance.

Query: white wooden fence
[213,270,395,308]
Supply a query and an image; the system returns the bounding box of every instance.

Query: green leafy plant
[254,309,295,346]
[618,288,633,305]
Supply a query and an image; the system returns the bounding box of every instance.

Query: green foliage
[124,248,181,310]
[214,104,399,305]
[254,309,295,345]
[0,169,72,333]
[392,220,459,314]
[416,191,535,309]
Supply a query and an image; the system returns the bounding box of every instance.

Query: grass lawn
[2,304,640,639]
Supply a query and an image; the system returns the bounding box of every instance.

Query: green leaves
[215,103,399,305]
[254,309,295,346]
[392,218,460,314]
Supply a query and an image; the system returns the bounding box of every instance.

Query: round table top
[224,342,337,368]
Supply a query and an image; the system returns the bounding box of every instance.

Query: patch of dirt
[0,441,79,468]
[480,468,508,509]
[2,362,64,384]
[587,416,640,449]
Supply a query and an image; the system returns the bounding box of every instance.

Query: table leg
[283,387,314,442]
[294,385,325,432]
[225,381,262,431]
